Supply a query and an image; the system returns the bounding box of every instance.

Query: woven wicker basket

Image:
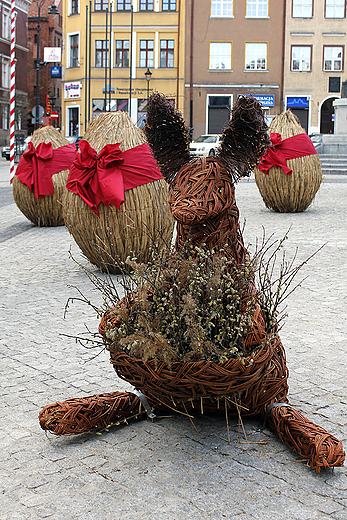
[254,110,322,213]
[12,126,70,226]
[62,112,174,273]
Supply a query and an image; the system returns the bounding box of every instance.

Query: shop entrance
[207,96,231,134]
[320,98,335,134]
[68,107,79,136]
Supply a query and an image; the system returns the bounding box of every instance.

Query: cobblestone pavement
[0,158,346,520]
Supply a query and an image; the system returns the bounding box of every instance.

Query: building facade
[62,0,185,138]
[283,0,347,134]
[28,0,63,134]
[185,0,285,139]
[0,0,29,145]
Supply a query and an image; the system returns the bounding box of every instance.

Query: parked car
[4,136,31,161]
[2,145,9,158]
[67,135,83,149]
[189,134,222,157]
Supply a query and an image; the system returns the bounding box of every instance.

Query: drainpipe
[280,0,286,113]
[176,0,181,108]
[189,0,194,138]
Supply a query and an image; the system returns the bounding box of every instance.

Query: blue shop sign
[287,96,309,108]
[242,94,274,106]
[50,66,61,78]
[252,95,274,107]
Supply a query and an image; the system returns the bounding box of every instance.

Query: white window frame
[292,0,313,17]
[66,105,80,137]
[245,0,269,18]
[2,57,10,88]
[209,42,232,70]
[2,8,10,40]
[205,94,233,134]
[291,45,312,72]
[244,42,268,70]
[325,0,345,18]
[210,0,234,17]
[323,46,344,71]
[2,104,8,130]
[69,0,80,15]
[67,32,80,68]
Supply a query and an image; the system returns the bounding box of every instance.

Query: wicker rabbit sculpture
[39,95,344,472]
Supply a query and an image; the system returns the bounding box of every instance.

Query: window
[162,0,176,10]
[209,42,232,69]
[291,45,311,71]
[95,40,109,67]
[2,105,8,130]
[160,40,174,67]
[211,0,233,16]
[69,34,79,68]
[117,0,131,9]
[70,0,78,14]
[292,0,313,17]
[2,58,10,88]
[95,0,109,11]
[245,42,267,70]
[140,40,154,67]
[115,40,129,67]
[324,46,344,71]
[2,9,10,40]
[246,0,269,17]
[139,0,154,10]
[325,0,345,18]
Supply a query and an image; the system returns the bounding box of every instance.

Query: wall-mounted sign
[64,82,82,99]
[242,94,275,106]
[50,66,61,78]
[286,96,309,108]
[252,95,274,107]
[44,47,61,63]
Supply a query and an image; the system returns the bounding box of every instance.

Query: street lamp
[34,1,59,129]
[144,68,152,106]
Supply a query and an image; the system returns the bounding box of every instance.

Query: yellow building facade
[62,0,185,138]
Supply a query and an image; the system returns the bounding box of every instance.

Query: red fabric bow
[66,141,163,215]
[258,132,317,175]
[14,142,77,198]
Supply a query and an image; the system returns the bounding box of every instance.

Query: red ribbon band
[258,132,317,175]
[66,141,163,215]
[14,142,77,198]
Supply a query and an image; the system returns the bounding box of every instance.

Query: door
[207,96,231,134]
[68,107,79,136]
[291,109,309,133]
[320,98,335,134]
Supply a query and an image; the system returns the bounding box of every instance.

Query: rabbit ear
[216,96,270,180]
[144,93,191,184]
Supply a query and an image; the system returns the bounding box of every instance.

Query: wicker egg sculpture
[254,110,322,213]
[62,111,174,273]
[12,126,76,226]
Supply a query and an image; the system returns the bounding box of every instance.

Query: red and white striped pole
[9,0,16,181]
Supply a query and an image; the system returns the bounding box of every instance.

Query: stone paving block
[1,166,347,519]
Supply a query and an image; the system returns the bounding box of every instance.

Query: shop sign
[64,82,82,99]
[286,96,309,108]
[50,66,61,78]
[44,47,61,63]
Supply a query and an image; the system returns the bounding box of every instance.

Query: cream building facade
[283,0,347,134]
[62,0,185,138]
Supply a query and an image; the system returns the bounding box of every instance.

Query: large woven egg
[62,112,174,273]
[12,126,70,226]
[254,110,322,213]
